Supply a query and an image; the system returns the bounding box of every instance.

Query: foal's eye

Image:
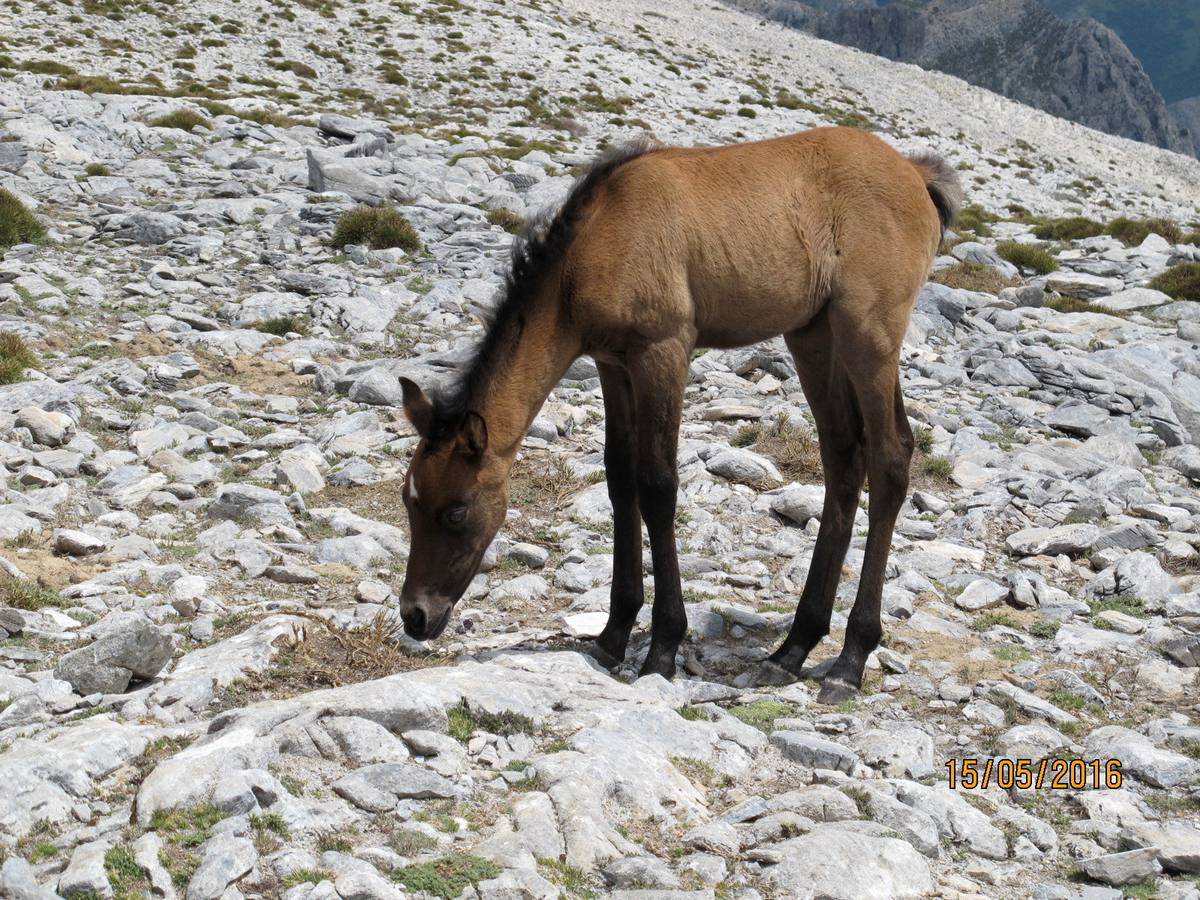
[442,505,468,527]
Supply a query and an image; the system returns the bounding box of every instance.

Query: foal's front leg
[628,340,690,679]
[592,362,644,667]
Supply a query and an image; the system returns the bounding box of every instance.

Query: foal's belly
[692,288,820,349]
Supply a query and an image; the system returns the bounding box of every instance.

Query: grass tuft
[147,109,211,131]
[728,699,794,732]
[730,414,822,484]
[485,207,525,234]
[0,575,64,610]
[331,206,422,252]
[1105,216,1182,247]
[930,261,1021,293]
[254,315,308,337]
[84,162,112,177]
[1148,263,1200,301]
[995,241,1058,274]
[0,333,39,384]
[392,855,500,898]
[0,189,48,249]
[447,699,537,743]
[1032,217,1104,241]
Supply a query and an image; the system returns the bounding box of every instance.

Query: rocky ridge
[0,0,1199,898]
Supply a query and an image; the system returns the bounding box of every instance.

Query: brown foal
[396,126,961,702]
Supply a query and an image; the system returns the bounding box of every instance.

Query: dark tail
[907,152,963,234]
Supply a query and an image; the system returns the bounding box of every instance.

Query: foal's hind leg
[759,317,866,685]
[627,339,690,679]
[816,304,915,704]
[592,361,644,666]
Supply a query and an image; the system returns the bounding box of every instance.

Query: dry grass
[265,611,446,694]
[312,479,411,529]
[930,261,1022,293]
[1148,263,1200,301]
[731,414,822,484]
[508,455,603,511]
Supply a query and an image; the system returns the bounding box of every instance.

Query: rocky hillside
[1,0,1200,899]
[725,0,1193,155]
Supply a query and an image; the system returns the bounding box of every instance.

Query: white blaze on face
[407,472,419,503]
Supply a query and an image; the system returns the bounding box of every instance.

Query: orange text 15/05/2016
[945,757,1122,791]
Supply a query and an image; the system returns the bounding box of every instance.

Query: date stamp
[945,758,1122,791]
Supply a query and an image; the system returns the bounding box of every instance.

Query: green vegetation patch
[446,700,538,743]
[1104,216,1182,247]
[0,574,64,610]
[0,188,47,249]
[995,241,1058,274]
[728,699,795,732]
[1148,262,1200,301]
[392,855,501,898]
[0,333,40,385]
[331,206,422,252]
[1032,216,1105,241]
[254,315,309,337]
[147,109,211,131]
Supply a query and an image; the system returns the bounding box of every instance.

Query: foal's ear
[399,377,433,437]
[458,411,489,459]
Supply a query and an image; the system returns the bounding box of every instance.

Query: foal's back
[569,127,943,351]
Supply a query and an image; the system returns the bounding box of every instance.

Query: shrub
[1183,231,1200,246]
[485,207,525,234]
[995,241,1058,275]
[147,108,211,131]
[0,188,47,249]
[736,107,757,118]
[84,162,111,177]
[921,455,953,482]
[1148,263,1200,301]
[1105,216,1182,247]
[1032,216,1104,241]
[331,206,422,252]
[0,333,39,384]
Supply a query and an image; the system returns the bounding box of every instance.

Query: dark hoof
[755,659,799,687]
[816,677,859,705]
[589,641,623,670]
[638,652,677,681]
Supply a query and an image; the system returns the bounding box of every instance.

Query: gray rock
[115,211,187,245]
[58,840,111,897]
[16,406,73,446]
[332,762,460,812]
[954,578,1009,611]
[1163,444,1200,482]
[54,618,173,694]
[1128,823,1200,875]
[705,448,782,485]
[53,528,107,556]
[209,483,288,521]
[348,368,404,407]
[1085,726,1196,788]
[1078,848,1161,887]
[769,731,860,774]
[603,857,681,890]
[853,725,934,777]
[1045,401,1111,437]
[761,827,933,899]
[186,835,256,900]
[771,485,825,526]
[1006,523,1100,556]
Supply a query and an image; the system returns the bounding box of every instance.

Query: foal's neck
[475,282,581,459]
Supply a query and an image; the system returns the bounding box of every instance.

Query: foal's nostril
[401,604,427,638]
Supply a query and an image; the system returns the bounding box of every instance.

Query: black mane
[430,136,658,436]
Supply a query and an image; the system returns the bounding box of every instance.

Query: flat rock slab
[332,762,460,812]
[761,827,933,899]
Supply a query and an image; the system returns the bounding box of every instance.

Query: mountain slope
[725,0,1192,155]
[1044,0,1200,105]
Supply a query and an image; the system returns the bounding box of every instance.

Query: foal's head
[396,377,509,640]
